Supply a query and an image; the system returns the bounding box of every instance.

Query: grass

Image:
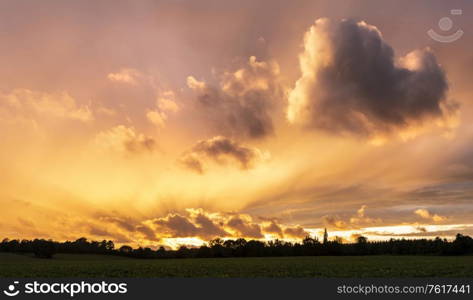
[0,253,472,277]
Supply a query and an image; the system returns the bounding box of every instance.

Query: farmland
[1,253,472,277]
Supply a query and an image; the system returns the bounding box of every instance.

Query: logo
[3,281,20,297]
[428,9,464,43]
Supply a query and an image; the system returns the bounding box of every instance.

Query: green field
[1,253,472,277]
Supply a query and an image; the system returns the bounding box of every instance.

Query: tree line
[1,233,473,259]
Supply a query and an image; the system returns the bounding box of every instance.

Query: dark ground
[1,253,472,277]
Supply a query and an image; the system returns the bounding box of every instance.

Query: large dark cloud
[179,136,266,174]
[288,18,458,137]
[187,56,283,139]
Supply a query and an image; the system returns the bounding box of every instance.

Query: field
[1,253,472,277]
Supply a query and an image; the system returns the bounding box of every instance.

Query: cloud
[157,91,180,113]
[107,68,143,85]
[146,110,167,128]
[323,205,381,229]
[263,221,283,238]
[179,153,204,174]
[416,226,427,233]
[17,217,35,228]
[226,216,264,238]
[322,215,348,230]
[0,89,93,123]
[362,224,473,239]
[146,90,180,129]
[179,136,267,174]
[171,210,307,240]
[155,214,201,237]
[283,226,309,239]
[135,224,159,241]
[287,18,458,139]
[108,68,180,130]
[187,56,283,139]
[95,215,159,242]
[153,211,228,240]
[88,225,132,243]
[98,208,310,242]
[193,213,229,238]
[95,125,156,154]
[349,205,381,227]
[414,208,447,222]
[98,215,136,232]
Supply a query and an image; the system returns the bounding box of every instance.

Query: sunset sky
[1,0,473,248]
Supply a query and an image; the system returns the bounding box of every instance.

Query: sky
[1,0,473,248]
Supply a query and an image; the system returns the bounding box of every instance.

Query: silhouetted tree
[355,236,368,255]
[156,246,167,258]
[1,233,472,259]
[32,239,56,259]
[119,245,133,254]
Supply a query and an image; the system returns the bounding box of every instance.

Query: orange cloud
[0,89,93,123]
[349,205,381,227]
[146,90,180,129]
[146,110,167,128]
[92,208,311,244]
[107,68,143,85]
[414,209,447,223]
[323,205,381,230]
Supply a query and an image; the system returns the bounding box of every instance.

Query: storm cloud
[288,18,458,138]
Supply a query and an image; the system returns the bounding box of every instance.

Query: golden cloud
[107,68,143,85]
[92,208,310,243]
[146,90,180,129]
[0,89,93,123]
[323,205,381,230]
[414,208,447,223]
[146,110,167,128]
